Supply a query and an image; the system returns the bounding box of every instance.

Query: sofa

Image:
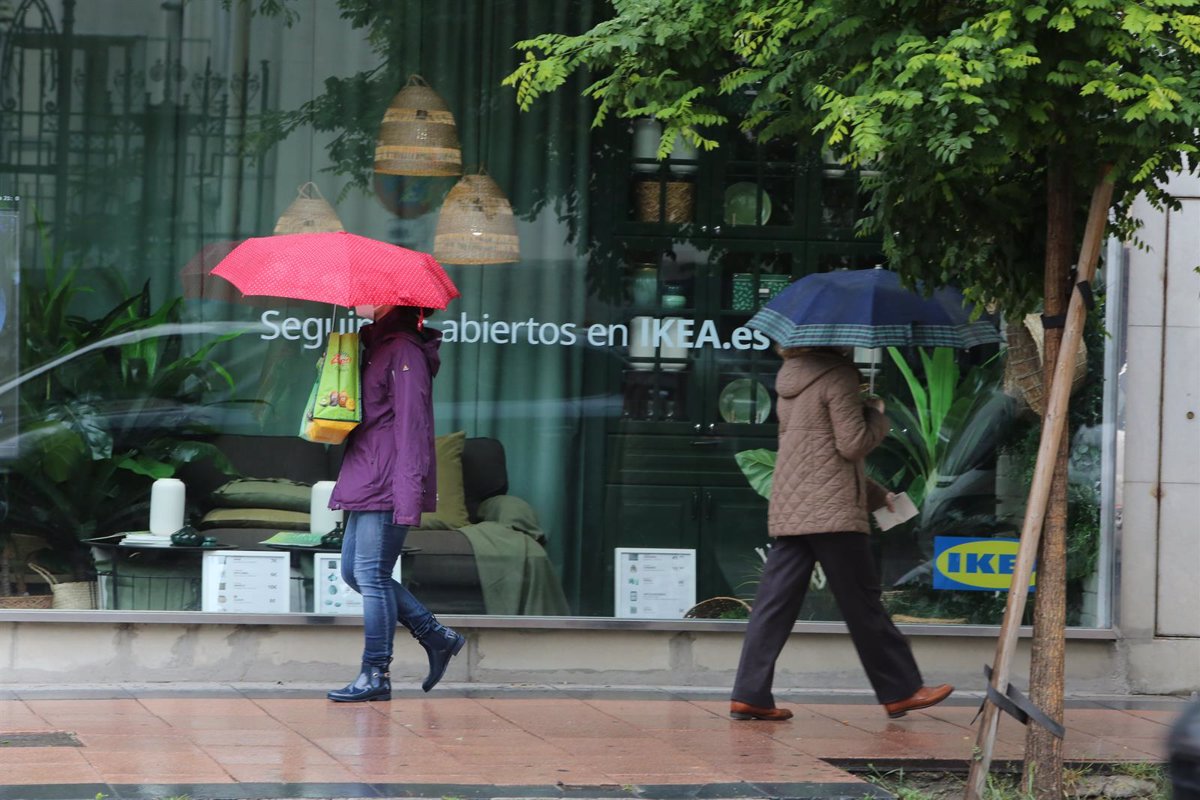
[178,434,567,615]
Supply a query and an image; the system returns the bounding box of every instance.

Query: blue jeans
[340,510,435,667]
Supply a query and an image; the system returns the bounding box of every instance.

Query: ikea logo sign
[933,537,1036,592]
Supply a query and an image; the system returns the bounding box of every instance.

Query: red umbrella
[211,231,460,309]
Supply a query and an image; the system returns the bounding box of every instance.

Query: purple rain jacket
[329,308,441,526]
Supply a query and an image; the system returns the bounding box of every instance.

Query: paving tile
[1062,730,1165,761]
[353,768,488,783]
[1124,709,1186,727]
[197,744,342,767]
[254,697,410,724]
[0,747,90,766]
[413,727,547,746]
[0,701,40,722]
[282,719,408,741]
[71,732,199,751]
[805,733,979,761]
[1065,708,1176,738]
[217,763,361,782]
[138,698,269,715]
[79,748,229,774]
[310,733,450,757]
[0,762,104,784]
[109,782,379,800]
[157,714,293,731]
[1097,736,1169,760]
[185,728,313,747]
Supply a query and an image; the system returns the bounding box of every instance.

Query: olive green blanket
[437,495,570,616]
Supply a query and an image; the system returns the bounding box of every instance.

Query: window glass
[0,0,1116,626]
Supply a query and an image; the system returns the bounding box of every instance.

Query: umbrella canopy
[747,268,1002,349]
[211,231,460,309]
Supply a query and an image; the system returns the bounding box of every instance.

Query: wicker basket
[374,75,463,177]
[0,593,53,609]
[1003,313,1087,416]
[273,182,345,235]
[28,563,97,610]
[433,173,520,264]
[634,180,695,223]
[685,596,752,619]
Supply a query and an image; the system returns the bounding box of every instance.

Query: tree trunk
[1023,155,1073,800]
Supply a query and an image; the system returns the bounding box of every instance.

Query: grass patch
[863,764,1169,800]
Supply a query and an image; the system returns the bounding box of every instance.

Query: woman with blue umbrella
[728,268,999,722]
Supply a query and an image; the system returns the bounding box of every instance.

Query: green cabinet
[581,118,883,616]
[601,482,770,613]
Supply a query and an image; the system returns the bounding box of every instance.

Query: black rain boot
[327,663,392,703]
[418,623,465,692]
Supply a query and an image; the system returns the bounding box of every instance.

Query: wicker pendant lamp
[273,182,345,235]
[433,172,520,264]
[374,75,463,177]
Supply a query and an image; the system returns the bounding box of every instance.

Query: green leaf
[735,448,777,499]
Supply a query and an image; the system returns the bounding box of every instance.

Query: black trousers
[731,533,923,707]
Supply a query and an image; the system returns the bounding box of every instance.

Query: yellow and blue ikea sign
[933,536,1036,592]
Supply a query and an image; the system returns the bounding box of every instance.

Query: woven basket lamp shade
[433,173,520,264]
[374,75,463,177]
[1002,312,1088,416]
[274,182,345,235]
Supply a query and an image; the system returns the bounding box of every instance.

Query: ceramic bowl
[723,182,772,226]
[718,378,771,423]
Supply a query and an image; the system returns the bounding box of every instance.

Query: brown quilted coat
[769,351,891,536]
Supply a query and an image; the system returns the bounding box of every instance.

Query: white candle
[310,481,342,534]
[149,478,186,535]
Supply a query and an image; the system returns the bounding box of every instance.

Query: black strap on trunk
[973,664,1066,739]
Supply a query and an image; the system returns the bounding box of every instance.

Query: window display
[0,0,1118,629]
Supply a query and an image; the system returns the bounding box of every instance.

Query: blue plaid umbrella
[747,268,1002,350]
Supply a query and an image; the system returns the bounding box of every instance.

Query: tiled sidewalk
[0,684,1186,800]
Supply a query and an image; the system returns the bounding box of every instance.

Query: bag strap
[27,563,58,586]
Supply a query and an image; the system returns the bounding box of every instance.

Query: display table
[263,544,419,614]
[86,536,238,611]
[87,536,418,613]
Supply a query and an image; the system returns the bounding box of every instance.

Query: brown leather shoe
[883,684,954,718]
[730,701,794,721]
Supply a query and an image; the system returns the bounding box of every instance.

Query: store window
[0,0,1119,627]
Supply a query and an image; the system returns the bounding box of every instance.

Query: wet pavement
[0,683,1186,800]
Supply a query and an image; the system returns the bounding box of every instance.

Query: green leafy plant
[734,448,775,499]
[879,347,1011,511]
[0,236,240,585]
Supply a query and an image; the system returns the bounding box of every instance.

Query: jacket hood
[776,351,857,399]
[363,307,442,378]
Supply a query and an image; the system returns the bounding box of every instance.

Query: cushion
[211,478,311,512]
[462,437,508,516]
[198,507,311,531]
[420,431,471,529]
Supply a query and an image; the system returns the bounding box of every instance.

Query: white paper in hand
[872,491,919,531]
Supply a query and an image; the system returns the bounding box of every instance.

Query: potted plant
[0,240,239,588]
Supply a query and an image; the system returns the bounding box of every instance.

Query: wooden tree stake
[964,167,1114,800]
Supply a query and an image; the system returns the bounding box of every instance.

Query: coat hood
[775,350,858,399]
[362,307,442,378]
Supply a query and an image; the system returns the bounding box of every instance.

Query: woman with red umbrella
[212,232,465,702]
[325,303,464,702]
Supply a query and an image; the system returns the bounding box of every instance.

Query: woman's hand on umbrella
[866,396,886,413]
